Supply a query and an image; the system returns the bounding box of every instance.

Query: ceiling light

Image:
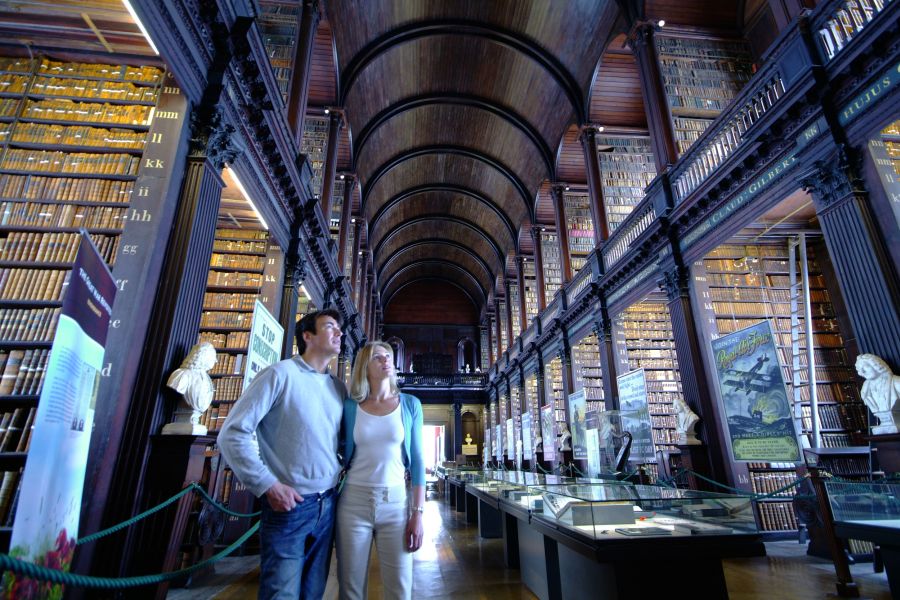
[658,20,666,27]
[228,167,269,230]
[339,174,345,180]
[565,186,570,191]
[597,126,605,132]
[121,0,159,55]
[324,108,330,114]
[541,227,547,232]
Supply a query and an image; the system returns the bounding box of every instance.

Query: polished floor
[167,494,893,599]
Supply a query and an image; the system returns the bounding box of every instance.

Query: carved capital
[284,251,307,289]
[188,106,237,168]
[658,264,690,301]
[801,145,865,207]
[625,21,657,51]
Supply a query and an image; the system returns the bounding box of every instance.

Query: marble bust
[162,342,217,435]
[673,395,701,445]
[856,354,900,434]
[558,424,572,452]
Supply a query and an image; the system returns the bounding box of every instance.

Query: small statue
[856,354,900,434]
[464,433,473,445]
[558,424,572,452]
[465,363,470,374]
[534,435,543,452]
[162,342,217,435]
[673,395,701,445]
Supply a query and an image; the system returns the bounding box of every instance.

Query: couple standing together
[219,309,425,599]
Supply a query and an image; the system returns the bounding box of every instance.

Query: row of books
[750,471,800,497]
[756,501,798,531]
[199,402,231,431]
[0,174,133,203]
[0,58,163,84]
[202,292,258,311]
[0,348,49,395]
[9,122,146,149]
[0,202,126,229]
[652,427,679,446]
[21,99,153,127]
[813,457,870,476]
[212,376,244,402]
[708,244,792,258]
[0,307,59,341]
[211,353,245,376]
[206,271,263,288]
[199,311,254,329]
[1,149,141,175]
[626,347,677,359]
[652,414,676,429]
[0,231,118,264]
[0,469,22,526]
[655,36,754,60]
[0,268,67,301]
[212,239,267,254]
[214,228,268,241]
[28,78,159,104]
[199,330,251,350]
[209,253,264,271]
[0,406,36,452]
[299,117,329,199]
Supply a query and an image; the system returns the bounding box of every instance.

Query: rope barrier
[667,468,809,500]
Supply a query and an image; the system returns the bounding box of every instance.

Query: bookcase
[612,299,685,481]
[479,326,489,371]
[655,35,753,155]
[563,190,593,275]
[343,217,355,280]
[257,0,299,104]
[498,297,509,353]
[509,381,522,462]
[524,372,539,459]
[882,120,900,175]
[545,356,566,440]
[522,258,538,322]
[0,55,164,536]
[540,230,562,299]
[328,178,344,244]
[498,387,509,458]
[691,241,866,533]
[509,281,521,339]
[299,116,328,200]
[596,136,657,232]
[570,332,605,414]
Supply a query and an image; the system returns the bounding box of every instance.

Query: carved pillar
[454,401,463,459]
[627,22,678,171]
[485,320,495,366]
[287,0,320,144]
[319,110,344,220]
[802,151,900,369]
[337,173,355,272]
[504,277,515,343]
[766,0,806,30]
[515,255,528,334]
[530,226,547,312]
[661,263,732,485]
[357,250,368,312]
[551,184,573,284]
[558,340,575,434]
[494,297,503,358]
[350,220,363,291]
[593,311,619,410]
[580,125,610,244]
[279,213,307,358]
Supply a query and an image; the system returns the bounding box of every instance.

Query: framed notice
[711,320,800,462]
[243,300,284,392]
[540,404,556,461]
[616,369,655,462]
[569,389,587,460]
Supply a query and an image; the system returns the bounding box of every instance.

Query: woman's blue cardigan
[340,392,426,487]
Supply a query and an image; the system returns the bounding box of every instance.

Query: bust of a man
[558,424,572,452]
[673,396,701,445]
[856,354,900,434]
[162,342,217,435]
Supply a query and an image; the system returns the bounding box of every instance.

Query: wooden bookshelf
[328,178,344,243]
[570,332,605,414]
[522,258,538,323]
[692,241,866,533]
[563,190,593,275]
[0,54,164,531]
[597,136,657,232]
[546,356,566,437]
[540,230,562,299]
[655,35,753,155]
[498,297,509,353]
[509,381,522,462]
[509,281,521,339]
[479,326,489,371]
[524,372,539,460]
[300,116,328,200]
[257,1,299,104]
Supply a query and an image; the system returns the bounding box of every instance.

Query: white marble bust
[673,395,701,445]
[558,424,572,452]
[856,354,900,434]
[162,342,217,435]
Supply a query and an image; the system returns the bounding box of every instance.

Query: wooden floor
[167,494,893,599]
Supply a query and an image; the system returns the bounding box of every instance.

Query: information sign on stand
[5,234,116,598]
[585,410,602,477]
[617,369,655,462]
[243,300,284,392]
[540,404,556,461]
[569,389,587,459]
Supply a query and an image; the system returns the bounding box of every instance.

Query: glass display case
[530,482,758,540]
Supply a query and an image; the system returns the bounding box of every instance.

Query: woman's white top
[345,403,406,487]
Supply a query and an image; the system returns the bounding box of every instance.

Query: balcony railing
[398,372,488,388]
[566,263,594,305]
[814,0,891,62]
[602,199,657,269]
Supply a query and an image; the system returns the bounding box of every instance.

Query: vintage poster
[6,235,115,598]
[568,389,587,460]
[243,300,284,392]
[711,320,801,462]
[540,404,556,461]
[521,412,533,460]
[616,369,655,462]
[584,410,601,477]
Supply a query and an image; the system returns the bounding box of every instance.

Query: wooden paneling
[378,243,494,299]
[646,0,742,31]
[556,125,586,184]
[382,263,484,309]
[534,180,556,226]
[384,280,478,325]
[590,51,647,128]
[308,18,337,106]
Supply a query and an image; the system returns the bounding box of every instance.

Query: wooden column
[766,0,806,30]
[504,277,515,344]
[530,226,547,312]
[594,309,620,410]
[558,341,576,465]
[337,173,355,272]
[287,0,320,145]
[350,220,362,291]
[484,321,494,366]
[279,212,306,358]
[661,263,733,485]
[319,110,344,220]
[550,184,573,284]
[516,255,528,331]
[627,21,678,171]
[802,152,900,368]
[580,125,610,244]
[356,249,368,312]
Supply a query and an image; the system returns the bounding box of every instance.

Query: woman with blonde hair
[336,341,425,599]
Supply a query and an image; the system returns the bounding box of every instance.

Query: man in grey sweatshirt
[219,308,346,600]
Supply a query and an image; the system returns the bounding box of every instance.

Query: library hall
[0,0,898,598]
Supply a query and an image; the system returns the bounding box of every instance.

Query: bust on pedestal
[856,354,900,434]
[674,396,701,445]
[461,433,478,457]
[558,424,572,452]
[162,342,217,435]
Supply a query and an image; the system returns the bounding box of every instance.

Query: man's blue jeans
[258,489,336,600]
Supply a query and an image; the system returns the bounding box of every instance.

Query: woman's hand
[405,512,424,552]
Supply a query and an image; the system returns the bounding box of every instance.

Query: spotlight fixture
[340,174,345,180]
[658,20,666,27]
[324,108,330,114]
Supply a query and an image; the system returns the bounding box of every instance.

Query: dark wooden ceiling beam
[338,20,586,123]
[382,263,486,307]
[353,93,555,177]
[362,145,534,222]
[377,239,495,292]
[368,183,518,251]
[373,215,507,271]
